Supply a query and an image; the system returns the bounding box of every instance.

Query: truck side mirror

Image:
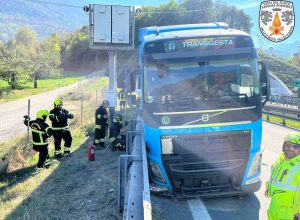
[258,61,270,106]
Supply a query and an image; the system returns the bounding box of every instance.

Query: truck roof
[139,23,250,43]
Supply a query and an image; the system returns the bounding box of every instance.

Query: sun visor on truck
[143,36,257,62]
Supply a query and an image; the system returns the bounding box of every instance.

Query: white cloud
[237,2,260,10]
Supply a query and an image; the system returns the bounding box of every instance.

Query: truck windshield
[144,58,260,103]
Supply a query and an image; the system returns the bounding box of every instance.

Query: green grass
[0,72,87,103]
[263,114,300,130]
[0,78,123,219]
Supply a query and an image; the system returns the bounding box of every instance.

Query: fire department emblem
[259,1,295,43]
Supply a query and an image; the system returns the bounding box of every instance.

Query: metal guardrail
[269,95,300,107]
[118,120,152,220]
[263,103,300,129]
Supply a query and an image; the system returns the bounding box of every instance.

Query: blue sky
[90,0,299,49]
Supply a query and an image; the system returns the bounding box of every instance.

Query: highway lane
[152,122,296,220]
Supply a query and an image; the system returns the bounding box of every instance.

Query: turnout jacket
[95,106,108,128]
[266,153,300,220]
[24,118,52,145]
[49,108,72,130]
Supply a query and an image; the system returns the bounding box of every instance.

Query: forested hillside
[0,0,87,41]
[259,51,300,89]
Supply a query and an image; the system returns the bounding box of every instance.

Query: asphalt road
[152,122,296,220]
[0,82,82,143]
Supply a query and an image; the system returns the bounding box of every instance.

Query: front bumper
[150,179,261,199]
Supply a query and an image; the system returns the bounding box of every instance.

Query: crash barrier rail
[118,120,152,220]
[263,104,300,128]
[269,95,300,108]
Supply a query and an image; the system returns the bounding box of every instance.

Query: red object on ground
[88,144,95,161]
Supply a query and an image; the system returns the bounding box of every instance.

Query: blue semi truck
[136,23,270,197]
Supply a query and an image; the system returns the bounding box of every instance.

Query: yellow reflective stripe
[95,125,101,129]
[100,139,105,143]
[31,128,45,134]
[97,114,102,119]
[44,159,51,165]
[286,162,300,184]
[153,106,256,115]
[272,181,300,192]
[39,133,43,144]
[159,121,251,129]
[31,123,41,130]
[32,141,48,145]
[95,140,100,143]
[52,126,69,130]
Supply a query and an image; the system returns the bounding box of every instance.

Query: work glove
[68,113,74,119]
[46,127,53,137]
[23,115,30,125]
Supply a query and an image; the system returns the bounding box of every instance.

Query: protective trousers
[53,130,72,155]
[33,144,51,168]
[94,126,106,147]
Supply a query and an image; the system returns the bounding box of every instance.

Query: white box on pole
[93,5,111,43]
[104,89,117,107]
[112,6,130,44]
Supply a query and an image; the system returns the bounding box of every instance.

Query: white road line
[188,199,212,220]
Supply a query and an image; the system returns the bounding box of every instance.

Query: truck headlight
[149,160,166,183]
[247,152,262,178]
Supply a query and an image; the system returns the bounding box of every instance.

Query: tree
[29,34,61,88]
[0,45,30,90]
[15,26,37,47]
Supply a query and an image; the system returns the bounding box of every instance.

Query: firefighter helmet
[113,114,122,123]
[36,109,49,120]
[101,100,110,107]
[284,133,300,145]
[54,98,63,107]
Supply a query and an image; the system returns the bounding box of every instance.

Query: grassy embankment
[262,114,300,130]
[0,72,86,103]
[0,77,125,219]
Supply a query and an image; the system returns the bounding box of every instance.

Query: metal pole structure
[27,99,30,139]
[125,66,128,121]
[108,50,116,125]
[81,91,83,125]
[95,90,98,109]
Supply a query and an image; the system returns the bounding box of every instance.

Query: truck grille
[161,130,251,194]
[169,159,243,174]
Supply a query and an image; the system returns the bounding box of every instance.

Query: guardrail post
[266,114,269,122]
[282,118,286,126]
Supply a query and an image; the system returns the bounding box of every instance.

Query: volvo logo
[161,116,170,125]
[201,114,210,122]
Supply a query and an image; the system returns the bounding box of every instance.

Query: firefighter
[49,98,74,158]
[265,133,300,220]
[23,109,52,170]
[118,89,126,112]
[109,114,126,151]
[94,100,109,148]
